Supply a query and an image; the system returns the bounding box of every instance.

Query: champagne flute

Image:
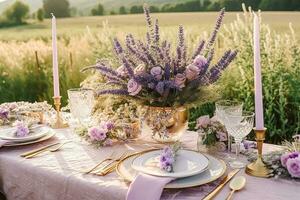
[224,111,254,168]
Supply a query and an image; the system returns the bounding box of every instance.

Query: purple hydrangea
[127,79,142,96]
[88,126,107,141]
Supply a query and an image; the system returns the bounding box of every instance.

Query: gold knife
[20,142,60,157]
[203,169,240,200]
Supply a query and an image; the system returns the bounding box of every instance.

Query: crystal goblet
[67,88,94,125]
[215,100,243,156]
[224,111,254,168]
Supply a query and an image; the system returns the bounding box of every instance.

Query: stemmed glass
[224,111,254,168]
[215,100,243,155]
[67,88,95,125]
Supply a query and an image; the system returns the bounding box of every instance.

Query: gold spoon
[226,176,246,200]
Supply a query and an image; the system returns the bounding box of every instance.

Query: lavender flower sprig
[159,142,181,172]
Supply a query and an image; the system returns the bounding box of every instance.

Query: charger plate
[3,129,56,147]
[116,149,226,189]
[132,149,209,178]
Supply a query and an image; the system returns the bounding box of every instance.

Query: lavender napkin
[126,173,174,200]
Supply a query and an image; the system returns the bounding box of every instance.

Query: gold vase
[141,106,188,143]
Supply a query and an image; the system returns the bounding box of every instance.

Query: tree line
[1,0,299,28]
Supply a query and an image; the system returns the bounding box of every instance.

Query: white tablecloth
[0,129,299,200]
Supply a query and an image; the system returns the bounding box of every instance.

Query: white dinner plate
[131,149,209,178]
[117,150,226,189]
[3,129,56,147]
[0,126,50,142]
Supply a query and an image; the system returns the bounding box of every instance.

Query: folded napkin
[0,140,8,148]
[126,173,174,200]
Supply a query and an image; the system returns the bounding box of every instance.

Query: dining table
[0,128,299,200]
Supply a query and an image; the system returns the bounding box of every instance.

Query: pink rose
[281,152,300,168]
[185,64,200,80]
[196,115,210,129]
[127,79,142,96]
[193,55,207,69]
[286,157,300,178]
[150,66,163,80]
[175,73,186,88]
[134,64,146,75]
[116,65,128,77]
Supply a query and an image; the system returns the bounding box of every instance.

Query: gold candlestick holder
[245,128,271,178]
[52,96,69,129]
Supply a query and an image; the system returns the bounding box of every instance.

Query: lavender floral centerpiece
[83,5,237,142]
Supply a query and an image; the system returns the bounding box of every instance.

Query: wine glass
[67,88,94,125]
[215,100,243,154]
[224,111,254,168]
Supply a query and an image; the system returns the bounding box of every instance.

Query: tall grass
[0,10,299,144]
[0,36,94,105]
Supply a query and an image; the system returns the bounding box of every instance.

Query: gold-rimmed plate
[116,149,226,189]
[3,129,56,147]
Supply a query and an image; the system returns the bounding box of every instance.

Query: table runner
[0,129,299,200]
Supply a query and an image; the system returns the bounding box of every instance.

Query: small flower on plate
[13,121,30,137]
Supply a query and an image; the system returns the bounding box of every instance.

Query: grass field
[0,12,299,41]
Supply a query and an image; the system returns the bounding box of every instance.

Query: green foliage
[3,1,29,25]
[43,0,70,18]
[129,5,143,14]
[91,4,104,16]
[37,8,44,22]
[119,6,127,14]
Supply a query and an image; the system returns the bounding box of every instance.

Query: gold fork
[24,141,72,159]
[84,151,116,174]
[94,152,129,176]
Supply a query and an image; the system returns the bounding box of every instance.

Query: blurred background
[0,0,299,144]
